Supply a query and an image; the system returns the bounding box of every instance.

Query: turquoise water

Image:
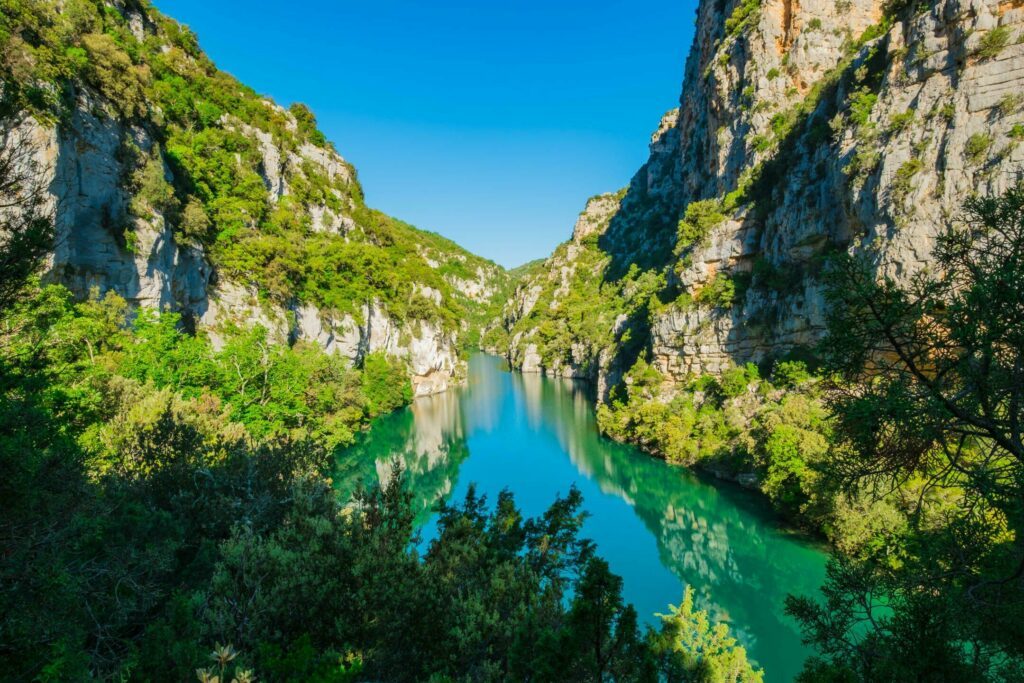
[333,354,828,681]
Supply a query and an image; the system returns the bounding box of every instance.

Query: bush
[725,0,761,37]
[847,87,878,128]
[179,197,212,241]
[289,102,329,147]
[886,110,914,135]
[361,352,413,417]
[675,200,725,255]
[891,157,924,209]
[965,132,993,164]
[695,272,738,309]
[772,360,811,388]
[129,150,179,219]
[975,25,1011,60]
[81,33,149,118]
[720,363,760,398]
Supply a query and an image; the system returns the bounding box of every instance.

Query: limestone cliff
[500,0,1024,398]
[3,1,505,396]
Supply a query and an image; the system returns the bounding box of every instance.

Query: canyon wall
[501,0,1024,397]
[7,1,504,397]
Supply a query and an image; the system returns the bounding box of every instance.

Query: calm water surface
[333,354,827,681]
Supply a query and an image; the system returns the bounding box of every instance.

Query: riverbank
[334,353,828,682]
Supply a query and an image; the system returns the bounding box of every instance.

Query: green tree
[563,558,654,682]
[361,352,413,417]
[787,184,1024,679]
[649,586,763,683]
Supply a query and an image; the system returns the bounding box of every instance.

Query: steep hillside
[499,0,1024,395]
[1,0,506,395]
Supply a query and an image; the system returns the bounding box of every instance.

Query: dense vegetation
[495,5,1024,674]
[597,358,829,523]
[496,222,670,376]
[0,4,764,680]
[0,0,503,333]
[0,288,762,680]
[596,186,1024,680]
[785,185,1024,681]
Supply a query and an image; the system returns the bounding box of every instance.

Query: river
[333,354,828,681]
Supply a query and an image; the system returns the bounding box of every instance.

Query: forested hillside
[1,0,507,396]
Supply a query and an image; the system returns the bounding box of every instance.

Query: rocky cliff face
[7,1,504,397]
[22,92,212,313]
[501,0,1024,397]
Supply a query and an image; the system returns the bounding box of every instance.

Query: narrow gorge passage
[333,355,828,682]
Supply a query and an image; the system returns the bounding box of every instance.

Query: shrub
[81,33,149,118]
[975,25,1011,60]
[997,93,1023,117]
[179,197,212,241]
[725,0,761,37]
[751,134,773,152]
[760,422,824,512]
[675,199,725,255]
[720,363,760,398]
[965,132,993,164]
[695,272,738,309]
[129,151,179,219]
[886,110,914,135]
[289,102,329,147]
[361,353,413,417]
[847,87,878,128]
[891,157,924,209]
[772,360,811,388]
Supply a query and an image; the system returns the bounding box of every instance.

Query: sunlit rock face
[500,0,1024,395]
[10,3,508,396]
[19,96,213,315]
[27,99,463,394]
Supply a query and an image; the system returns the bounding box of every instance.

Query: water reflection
[333,354,827,682]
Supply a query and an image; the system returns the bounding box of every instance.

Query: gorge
[333,354,828,682]
[2,0,1023,680]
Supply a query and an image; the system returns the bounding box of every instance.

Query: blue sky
[153,1,696,267]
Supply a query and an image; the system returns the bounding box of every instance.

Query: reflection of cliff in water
[513,369,825,649]
[333,360,509,520]
[333,387,470,522]
[334,354,826,676]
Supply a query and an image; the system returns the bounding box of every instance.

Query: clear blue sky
[153,1,696,267]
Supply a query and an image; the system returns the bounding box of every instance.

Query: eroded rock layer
[499,0,1024,396]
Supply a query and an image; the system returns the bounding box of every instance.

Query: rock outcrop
[7,1,504,397]
[500,0,1024,398]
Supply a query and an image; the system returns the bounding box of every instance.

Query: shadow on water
[333,354,827,682]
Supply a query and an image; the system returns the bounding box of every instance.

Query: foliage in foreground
[599,184,1024,680]
[782,184,1024,681]
[0,161,758,681]
[0,283,761,680]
